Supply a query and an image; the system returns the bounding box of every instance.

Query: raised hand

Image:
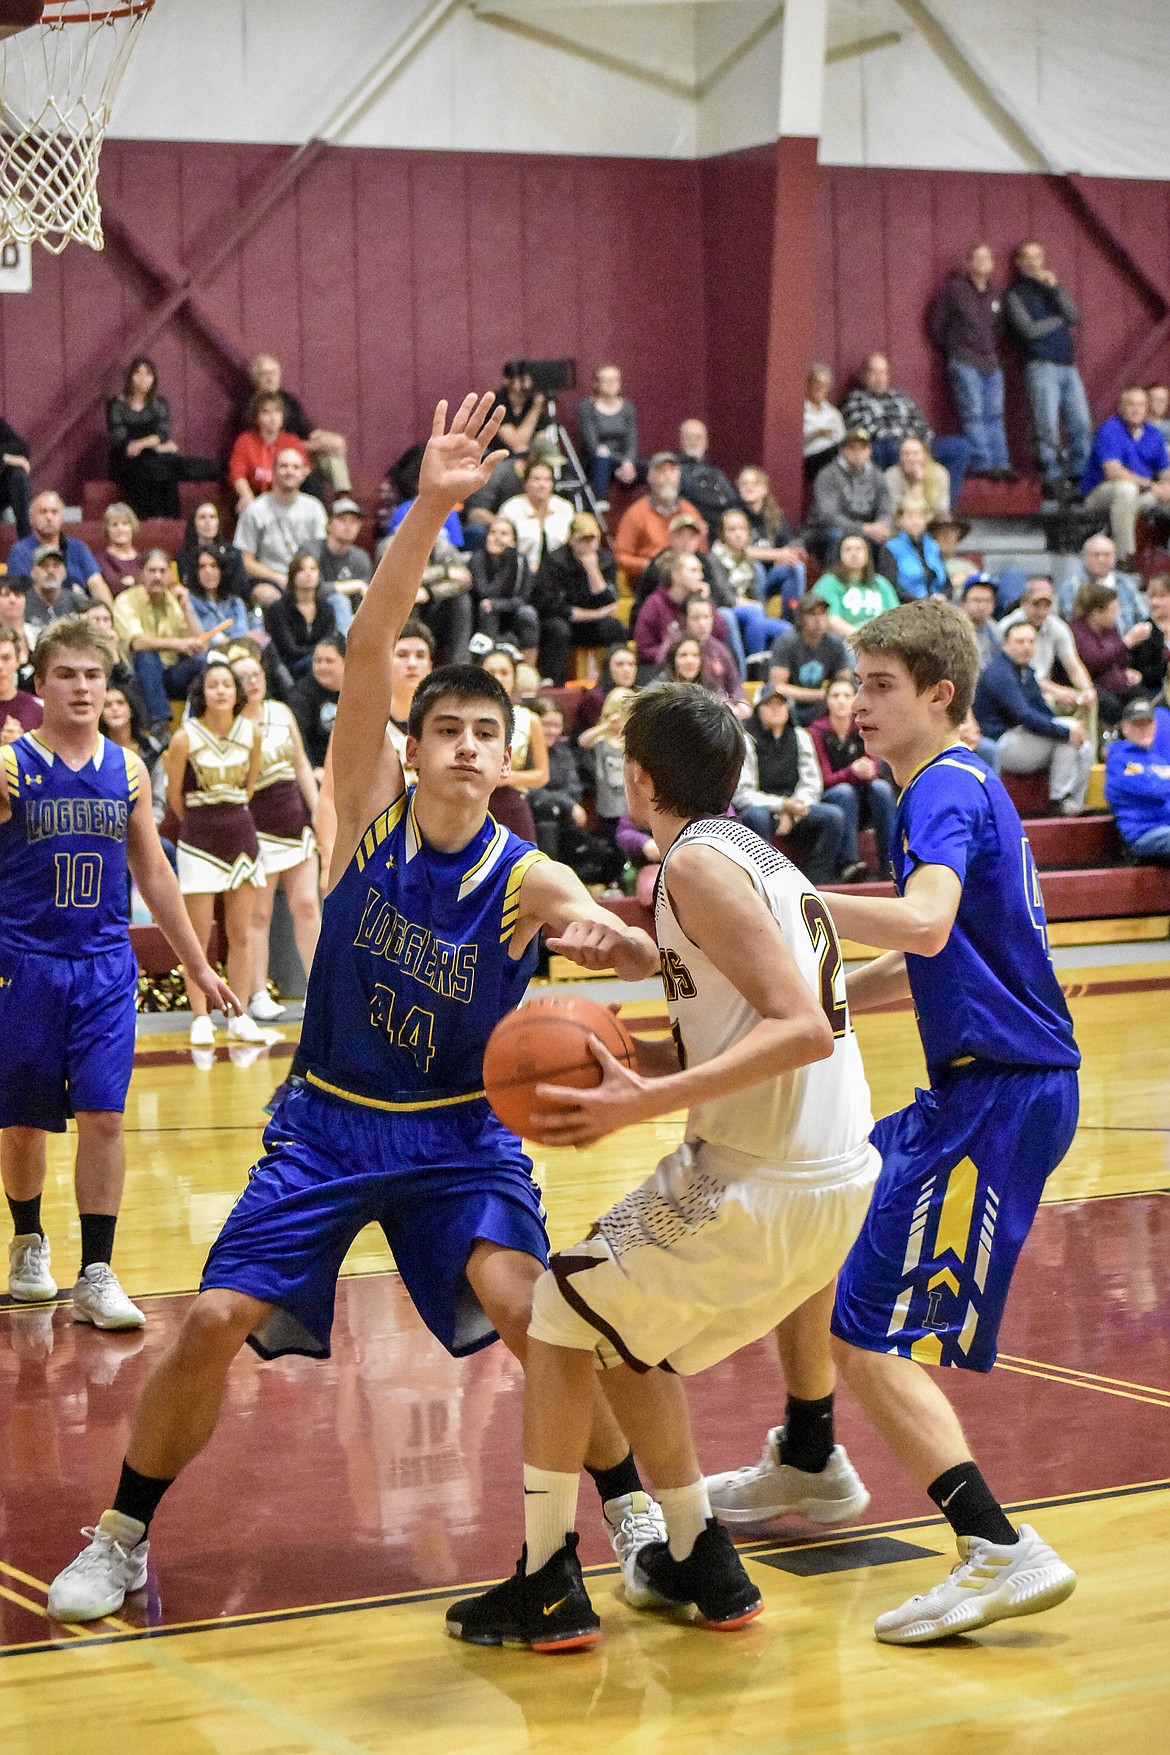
[417,394,509,510]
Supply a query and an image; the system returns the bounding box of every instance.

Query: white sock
[658,1479,711,1561]
[523,1465,579,1574]
[99,1508,146,1549]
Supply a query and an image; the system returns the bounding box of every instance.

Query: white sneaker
[189,1014,215,1048]
[8,1231,57,1301]
[706,1427,870,1527]
[248,989,286,1022]
[48,1511,148,1621]
[603,1490,668,1601]
[227,1012,279,1046]
[874,1524,1076,1645]
[71,1264,146,1330]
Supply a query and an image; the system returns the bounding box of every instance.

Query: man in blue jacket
[1104,697,1170,860]
[974,620,1093,814]
[1080,388,1170,563]
[1005,241,1091,497]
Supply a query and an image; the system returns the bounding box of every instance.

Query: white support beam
[826,30,904,66]
[316,0,465,145]
[777,0,828,138]
[471,7,695,102]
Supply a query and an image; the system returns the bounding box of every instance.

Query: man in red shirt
[228,392,310,513]
[614,453,704,586]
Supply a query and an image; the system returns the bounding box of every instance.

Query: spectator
[183,545,251,651]
[229,391,312,514]
[244,353,351,493]
[636,511,733,619]
[928,243,1014,480]
[289,633,345,773]
[1000,578,1097,714]
[803,363,846,481]
[1069,581,1149,726]
[233,447,327,608]
[0,626,42,739]
[8,490,108,603]
[1055,532,1146,633]
[574,642,639,734]
[973,620,1093,814]
[1146,383,1170,445]
[314,496,371,625]
[478,646,548,841]
[614,807,662,910]
[1080,386,1170,562]
[106,355,218,520]
[577,365,638,501]
[677,596,749,716]
[769,591,853,725]
[578,685,637,840]
[0,578,33,676]
[82,598,150,726]
[676,418,737,533]
[177,501,250,604]
[813,533,899,641]
[0,411,30,536]
[840,352,970,504]
[703,505,787,664]
[958,574,1003,672]
[734,685,848,883]
[498,456,575,573]
[929,511,978,595]
[1128,571,1170,695]
[883,435,950,521]
[96,502,141,598]
[417,528,474,665]
[806,426,894,557]
[809,676,895,879]
[263,549,338,682]
[21,545,91,636]
[492,360,550,458]
[957,705,999,771]
[533,510,624,685]
[99,682,168,831]
[885,502,949,600]
[1005,240,1091,495]
[527,698,586,859]
[1104,697,1170,862]
[113,548,208,734]
[633,549,737,670]
[613,452,703,587]
[470,515,538,662]
[734,465,806,615]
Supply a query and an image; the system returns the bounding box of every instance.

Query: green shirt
[814,573,899,633]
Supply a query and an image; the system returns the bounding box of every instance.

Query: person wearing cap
[577,365,638,501]
[7,489,109,605]
[805,427,894,560]
[491,361,550,457]
[532,510,625,685]
[929,510,977,594]
[973,621,1094,815]
[1104,698,1170,861]
[498,455,575,574]
[1000,579,1097,716]
[840,353,970,505]
[613,453,705,587]
[733,684,850,884]
[635,511,748,670]
[958,575,1003,672]
[768,592,853,726]
[314,495,372,624]
[21,546,91,636]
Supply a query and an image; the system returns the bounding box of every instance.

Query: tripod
[544,396,608,529]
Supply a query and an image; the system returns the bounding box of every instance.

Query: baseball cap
[32,543,65,566]
[843,426,871,445]
[329,496,363,518]
[647,451,679,469]
[755,683,784,706]
[1121,697,1156,723]
[668,512,703,533]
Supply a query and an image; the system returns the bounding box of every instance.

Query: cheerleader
[166,661,268,1048]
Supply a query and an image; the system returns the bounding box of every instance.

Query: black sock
[79,1213,117,1272]
[7,1195,43,1238]
[778,1393,835,1473]
[113,1460,174,1533]
[587,1450,643,1507]
[928,1463,1017,1545]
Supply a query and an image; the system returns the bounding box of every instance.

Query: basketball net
[0,1,155,254]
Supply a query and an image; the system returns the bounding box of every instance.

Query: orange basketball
[483,994,636,1142]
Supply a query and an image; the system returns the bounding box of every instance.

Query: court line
[992,1361,1170,1409]
[997,1353,1170,1401]
[4,1476,1168,1661]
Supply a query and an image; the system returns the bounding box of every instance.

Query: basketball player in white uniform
[447,681,879,1651]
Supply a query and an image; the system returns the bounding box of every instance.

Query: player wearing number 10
[0,618,237,1328]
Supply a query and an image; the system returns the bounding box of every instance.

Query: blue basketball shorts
[832,1063,1079,1372]
[0,942,138,1132]
[200,1084,549,1361]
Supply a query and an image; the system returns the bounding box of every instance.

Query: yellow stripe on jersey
[354,794,407,874]
[0,743,18,794]
[459,819,508,899]
[499,849,547,943]
[304,1069,485,1112]
[119,744,140,805]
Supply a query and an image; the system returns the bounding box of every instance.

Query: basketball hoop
[0,0,156,254]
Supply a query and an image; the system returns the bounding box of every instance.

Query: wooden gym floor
[3,966,1170,1753]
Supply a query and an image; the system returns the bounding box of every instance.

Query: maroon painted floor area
[3,1193,1169,1649]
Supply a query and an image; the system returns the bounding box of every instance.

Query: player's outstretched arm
[845,950,910,1013]
[329,394,507,878]
[516,857,659,982]
[125,765,240,1015]
[824,862,961,958]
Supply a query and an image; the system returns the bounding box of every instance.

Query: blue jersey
[891,745,1079,1082]
[297,788,545,1109]
[0,731,138,957]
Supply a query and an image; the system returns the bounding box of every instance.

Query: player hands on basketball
[813,599,1077,1643]
[0,619,237,1330]
[48,394,666,1624]
[447,682,880,1652]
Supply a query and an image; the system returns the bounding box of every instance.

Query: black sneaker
[445,1534,601,1652]
[626,1519,763,1629]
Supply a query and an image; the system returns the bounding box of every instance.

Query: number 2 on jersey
[801,894,848,1038]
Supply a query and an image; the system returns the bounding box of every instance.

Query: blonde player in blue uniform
[0,618,236,1329]
[821,599,1078,1643]
[49,394,665,1623]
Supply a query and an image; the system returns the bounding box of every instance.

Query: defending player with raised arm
[0,617,237,1331]
[47,395,666,1626]
[447,682,879,1651]
[818,599,1078,1643]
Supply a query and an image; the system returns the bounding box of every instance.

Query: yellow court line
[999,1352,1170,1399]
[0,1582,53,1620]
[996,1361,1170,1408]
[0,1558,57,1592]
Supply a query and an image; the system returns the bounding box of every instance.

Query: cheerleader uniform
[250,700,317,874]
[176,715,265,894]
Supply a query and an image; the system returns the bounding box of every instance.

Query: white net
[0,1,155,254]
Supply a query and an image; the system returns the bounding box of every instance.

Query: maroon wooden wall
[7,140,1170,506]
